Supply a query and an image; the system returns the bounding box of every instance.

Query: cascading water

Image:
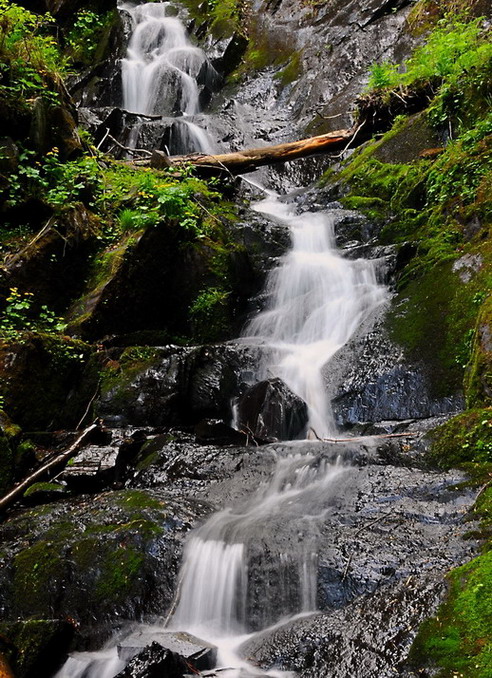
[119,1,217,153]
[240,191,388,438]
[56,5,392,677]
[56,453,349,678]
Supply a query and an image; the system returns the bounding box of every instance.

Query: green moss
[13,540,66,615]
[115,489,164,511]
[23,481,66,498]
[274,51,302,87]
[410,550,492,677]
[429,408,492,468]
[94,545,144,601]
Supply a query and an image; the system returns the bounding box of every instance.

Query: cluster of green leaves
[0,1,67,104]
[96,161,227,243]
[6,148,102,211]
[189,286,230,341]
[0,288,66,339]
[367,15,491,93]
[65,9,113,66]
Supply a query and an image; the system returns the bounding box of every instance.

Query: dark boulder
[236,378,308,441]
[97,343,260,428]
[118,630,217,670]
[115,642,191,678]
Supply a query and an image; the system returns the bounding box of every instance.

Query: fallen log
[0,422,99,514]
[165,126,359,175]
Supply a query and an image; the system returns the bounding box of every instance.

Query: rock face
[236,377,309,440]
[329,313,465,430]
[97,343,260,428]
[0,489,210,645]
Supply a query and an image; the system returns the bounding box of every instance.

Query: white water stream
[120,1,216,152]
[242,190,388,437]
[55,4,390,677]
[56,453,349,678]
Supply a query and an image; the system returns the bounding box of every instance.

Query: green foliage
[366,15,491,96]
[410,550,492,677]
[367,62,400,90]
[66,9,113,66]
[189,286,230,342]
[430,408,492,467]
[0,288,66,338]
[0,1,67,104]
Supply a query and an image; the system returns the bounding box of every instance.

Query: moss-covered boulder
[0,619,74,678]
[0,333,97,431]
[0,489,210,646]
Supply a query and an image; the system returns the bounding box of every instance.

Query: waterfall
[242,192,388,437]
[120,1,217,153]
[171,454,347,639]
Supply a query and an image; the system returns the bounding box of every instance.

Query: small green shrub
[0,1,67,104]
[0,288,66,338]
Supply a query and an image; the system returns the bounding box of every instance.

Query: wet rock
[97,343,259,428]
[194,419,249,446]
[242,574,447,678]
[328,311,465,429]
[212,32,249,76]
[118,629,217,670]
[0,489,210,646]
[237,378,308,441]
[0,619,74,678]
[115,642,190,678]
[58,428,145,492]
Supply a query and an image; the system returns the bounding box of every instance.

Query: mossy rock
[409,549,492,677]
[429,407,492,468]
[0,619,74,678]
[0,333,96,431]
[373,111,441,165]
[0,489,209,644]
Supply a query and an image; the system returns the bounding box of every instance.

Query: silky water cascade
[119,0,217,153]
[54,187,389,678]
[52,3,454,678]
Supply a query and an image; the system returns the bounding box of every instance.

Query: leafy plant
[0,288,66,338]
[66,9,113,66]
[0,1,67,103]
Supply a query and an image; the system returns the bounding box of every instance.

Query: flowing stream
[56,452,350,678]
[120,1,216,152]
[242,191,387,437]
[56,4,391,676]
